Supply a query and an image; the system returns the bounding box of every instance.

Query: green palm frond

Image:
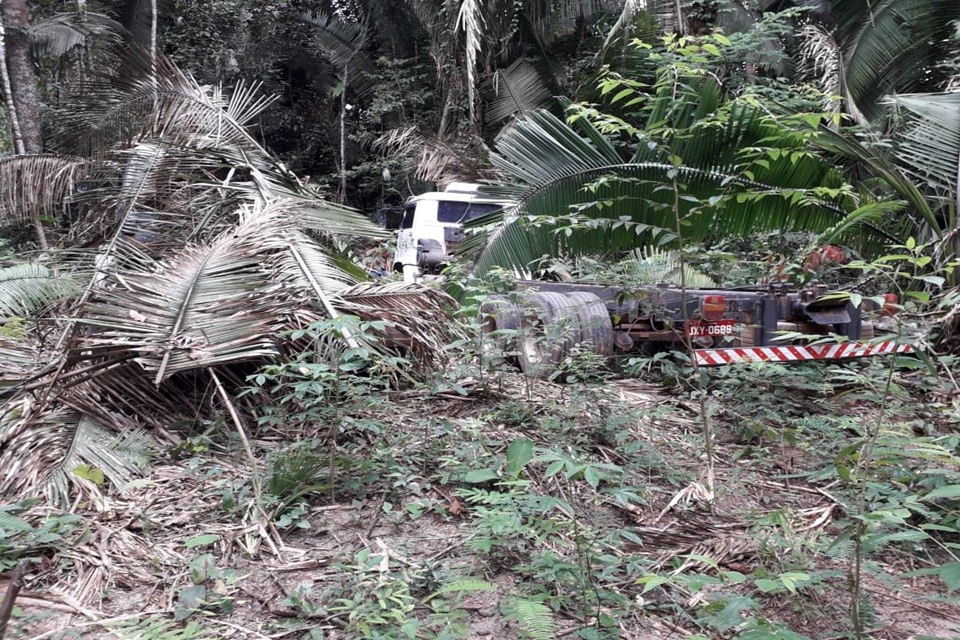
[503,597,555,640]
[465,108,892,278]
[432,578,497,596]
[820,0,960,122]
[618,247,716,288]
[484,59,554,125]
[107,616,215,640]
[266,446,328,506]
[889,93,960,202]
[813,124,941,237]
[0,264,81,318]
[300,13,377,100]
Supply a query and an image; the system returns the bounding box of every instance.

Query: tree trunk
[150,0,157,90]
[0,12,25,154]
[1,0,42,154]
[673,0,685,36]
[1,0,48,249]
[339,63,348,204]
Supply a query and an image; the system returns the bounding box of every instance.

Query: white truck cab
[393,183,512,281]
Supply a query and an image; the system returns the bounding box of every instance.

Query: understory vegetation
[2,283,959,639]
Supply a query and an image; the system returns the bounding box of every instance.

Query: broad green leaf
[184,534,220,548]
[505,438,534,478]
[939,562,960,592]
[583,466,600,489]
[923,485,960,501]
[71,464,105,486]
[463,469,500,484]
[188,553,216,583]
[174,585,207,622]
[754,578,779,592]
[914,275,945,287]
[863,530,929,552]
[635,574,669,594]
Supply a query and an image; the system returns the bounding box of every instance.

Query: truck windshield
[437,201,502,223]
[400,204,416,229]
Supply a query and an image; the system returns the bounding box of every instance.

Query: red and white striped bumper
[694,341,916,366]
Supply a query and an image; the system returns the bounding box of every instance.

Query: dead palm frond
[0,199,383,500]
[29,12,123,58]
[374,125,497,186]
[0,155,91,245]
[0,339,53,401]
[454,0,485,125]
[335,281,464,367]
[797,23,864,124]
[0,408,155,504]
[79,237,281,386]
[55,53,283,182]
[600,0,670,54]
[0,50,397,502]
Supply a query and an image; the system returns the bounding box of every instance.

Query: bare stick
[211,369,258,471]
[0,561,28,640]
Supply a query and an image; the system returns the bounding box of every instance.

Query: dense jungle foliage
[1,1,960,639]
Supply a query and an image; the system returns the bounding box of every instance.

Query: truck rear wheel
[565,292,614,357]
[479,295,521,368]
[517,292,581,379]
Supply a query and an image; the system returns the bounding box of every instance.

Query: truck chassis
[479,281,913,376]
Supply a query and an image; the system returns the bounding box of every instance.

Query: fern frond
[503,597,556,640]
[435,579,498,595]
[618,247,717,288]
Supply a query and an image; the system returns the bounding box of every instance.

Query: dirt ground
[6,375,960,640]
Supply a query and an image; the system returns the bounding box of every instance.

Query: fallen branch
[0,561,28,640]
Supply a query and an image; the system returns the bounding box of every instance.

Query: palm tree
[810,91,960,284]
[463,38,901,279]
[797,0,960,124]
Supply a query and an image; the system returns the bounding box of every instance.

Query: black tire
[565,292,614,357]
[517,291,581,379]
[479,295,521,368]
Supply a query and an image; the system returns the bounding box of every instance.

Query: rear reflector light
[882,293,899,317]
[701,295,726,320]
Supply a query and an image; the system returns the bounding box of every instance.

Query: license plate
[685,319,736,338]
